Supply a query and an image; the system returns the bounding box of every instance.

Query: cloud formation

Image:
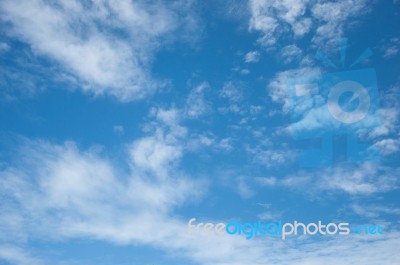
[0,0,198,101]
[249,0,369,47]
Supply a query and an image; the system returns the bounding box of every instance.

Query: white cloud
[255,202,282,221]
[384,46,399,58]
[285,102,389,138]
[0,245,42,265]
[279,162,398,196]
[249,0,310,46]
[366,107,399,138]
[379,37,400,58]
[244,51,261,63]
[130,135,182,179]
[257,150,291,165]
[255,176,278,186]
[113,125,124,135]
[240,68,250,75]
[281,44,302,64]
[320,163,398,195]
[365,85,400,139]
[218,81,246,114]
[269,70,393,137]
[371,138,400,155]
[185,82,210,118]
[1,139,400,265]
[236,176,255,198]
[248,0,279,46]
[0,122,204,249]
[187,134,215,150]
[218,137,234,151]
[286,104,334,133]
[351,203,400,219]
[249,0,369,47]
[311,0,369,46]
[186,134,234,153]
[246,145,297,168]
[0,0,198,101]
[268,67,321,112]
[131,107,194,180]
[281,233,400,265]
[220,81,244,102]
[251,161,399,197]
[148,107,188,138]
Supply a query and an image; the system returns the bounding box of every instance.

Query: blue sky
[0,0,399,264]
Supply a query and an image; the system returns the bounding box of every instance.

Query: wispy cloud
[236,176,255,199]
[218,81,246,114]
[281,44,302,64]
[220,81,244,102]
[249,0,311,46]
[249,0,370,48]
[268,66,321,112]
[0,245,42,265]
[351,203,400,219]
[185,82,211,118]
[113,125,124,136]
[244,51,261,63]
[0,0,199,101]
[381,37,400,58]
[1,134,400,265]
[2,140,400,265]
[311,0,369,46]
[371,138,400,155]
[256,162,399,196]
